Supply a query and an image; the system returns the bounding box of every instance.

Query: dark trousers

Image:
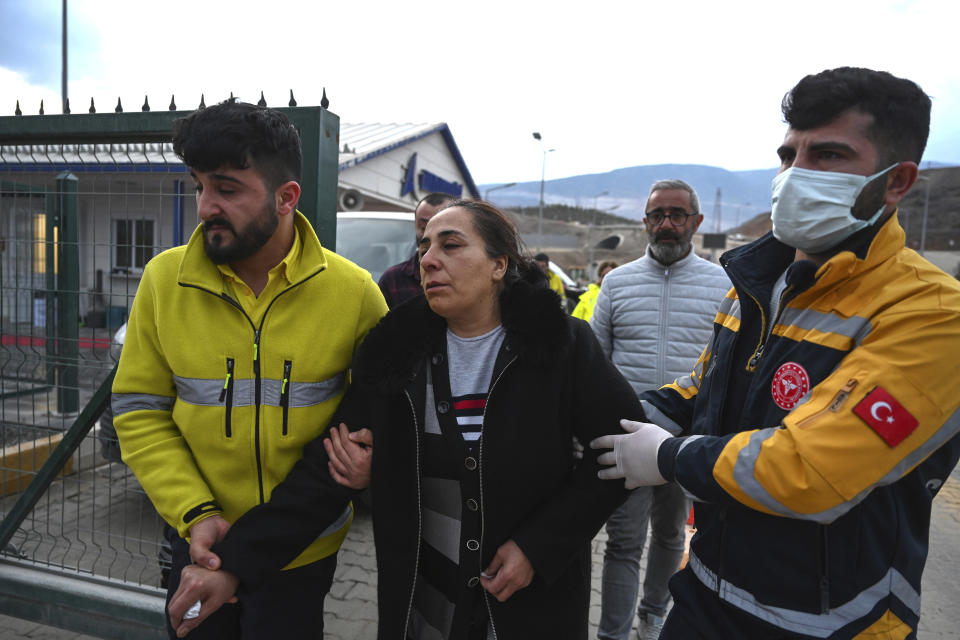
[165,534,337,640]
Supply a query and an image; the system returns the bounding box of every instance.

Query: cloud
[2,0,958,183]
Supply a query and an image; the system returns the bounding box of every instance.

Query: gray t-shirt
[445,325,505,442]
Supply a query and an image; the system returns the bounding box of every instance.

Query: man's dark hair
[534,252,550,263]
[418,192,456,208]
[781,67,931,167]
[172,99,302,191]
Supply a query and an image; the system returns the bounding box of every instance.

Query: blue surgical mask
[771,164,898,254]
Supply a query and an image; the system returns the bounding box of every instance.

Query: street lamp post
[532,132,554,244]
[483,182,517,202]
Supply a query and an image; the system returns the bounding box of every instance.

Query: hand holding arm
[323,423,373,490]
[188,515,230,570]
[480,539,535,602]
[168,564,239,638]
[590,419,671,488]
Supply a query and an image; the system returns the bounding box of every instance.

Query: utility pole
[62,0,68,113]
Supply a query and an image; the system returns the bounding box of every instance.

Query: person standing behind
[591,180,730,640]
[572,260,618,322]
[591,67,960,639]
[378,192,455,308]
[112,100,387,639]
[534,252,568,302]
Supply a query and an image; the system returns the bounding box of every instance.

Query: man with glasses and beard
[590,179,730,640]
[112,100,387,639]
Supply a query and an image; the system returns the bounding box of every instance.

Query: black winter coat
[215,274,641,639]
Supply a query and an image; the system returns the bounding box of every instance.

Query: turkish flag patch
[853,386,919,447]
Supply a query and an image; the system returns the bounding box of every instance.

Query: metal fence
[0,101,340,637]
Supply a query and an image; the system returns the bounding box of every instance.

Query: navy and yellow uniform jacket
[644,213,960,638]
[112,212,387,569]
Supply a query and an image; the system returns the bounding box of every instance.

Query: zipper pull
[829,379,859,412]
[253,331,261,376]
[748,344,765,370]
[219,358,234,402]
[280,360,292,406]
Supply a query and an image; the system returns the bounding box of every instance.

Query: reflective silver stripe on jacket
[173,371,346,408]
[688,552,920,638]
[672,356,705,394]
[732,404,960,524]
[318,505,352,539]
[111,393,175,417]
[262,372,347,408]
[717,296,741,320]
[776,307,873,345]
[641,399,683,435]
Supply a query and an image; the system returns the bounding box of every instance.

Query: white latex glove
[590,419,671,488]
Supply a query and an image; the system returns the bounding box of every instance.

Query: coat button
[464,457,477,471]
[466,539,480,551]
[432,353,444,365]
[437,401,450,414]
[467,576,480,587]
[466,498,478,511]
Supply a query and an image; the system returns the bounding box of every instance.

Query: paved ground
[2,464,959,639]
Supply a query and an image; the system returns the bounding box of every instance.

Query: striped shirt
[446,326,505,444]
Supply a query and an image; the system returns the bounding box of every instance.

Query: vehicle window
[336,218,415,282]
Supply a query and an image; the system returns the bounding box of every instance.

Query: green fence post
[289,107,340,250]
[55,172,79,414]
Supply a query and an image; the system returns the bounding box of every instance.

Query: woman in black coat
[170,200,642,639]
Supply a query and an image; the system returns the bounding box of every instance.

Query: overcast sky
[1,0,957,185]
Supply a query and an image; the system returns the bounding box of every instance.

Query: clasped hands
[168,423,535,636]
[168,423,374,637]
[590,419,672,489]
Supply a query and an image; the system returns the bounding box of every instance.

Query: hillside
[483,162,960,237]
[484,163,780,228]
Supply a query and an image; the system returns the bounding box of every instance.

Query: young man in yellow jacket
[112,100,387,639]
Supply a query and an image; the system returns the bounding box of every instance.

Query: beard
[203,199,279,264]
[648,228,694,265]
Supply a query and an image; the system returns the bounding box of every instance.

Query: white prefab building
[0,121,478,328]
[337,122,479,211]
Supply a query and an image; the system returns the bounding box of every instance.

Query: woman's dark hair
[781,67,931,167]
[439,199,541,288]
[597,260,619,284]
[172,99,302,192]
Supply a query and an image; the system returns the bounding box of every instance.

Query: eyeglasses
[645,208,695,226]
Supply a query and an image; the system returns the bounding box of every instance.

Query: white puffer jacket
[590,247,730,397]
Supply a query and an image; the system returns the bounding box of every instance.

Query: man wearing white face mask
[591,67,960,639]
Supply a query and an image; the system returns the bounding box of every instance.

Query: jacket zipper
[745,284,794,373]
[181,267,326,505]
[795,379,859,429]
[401,389,423,640]
[219,357,235,437]
[280,359,292,436]
[744,290,767,373]
[658,267,670,385]
[478,354,517,640]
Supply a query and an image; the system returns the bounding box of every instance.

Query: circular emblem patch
[771,362,810,410]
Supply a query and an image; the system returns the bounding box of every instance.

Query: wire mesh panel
[0,145,192,591]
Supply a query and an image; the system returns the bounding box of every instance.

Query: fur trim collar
[354,269,570,393]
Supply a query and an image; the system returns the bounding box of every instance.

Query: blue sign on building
[419,170,462,198]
